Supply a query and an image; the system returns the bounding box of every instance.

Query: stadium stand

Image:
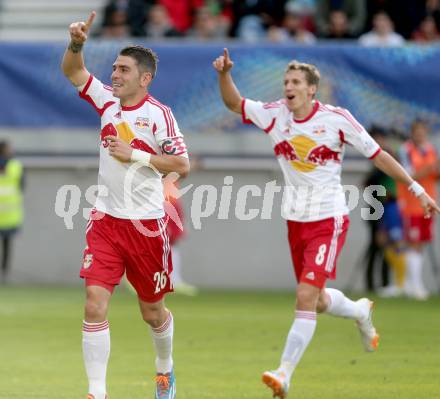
[0,0,106,40]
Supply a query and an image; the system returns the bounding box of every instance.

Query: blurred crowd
[363,120,439,300]
[97,0,440,44]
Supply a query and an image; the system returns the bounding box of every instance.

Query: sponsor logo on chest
[134,117,150,130]
[273,134,341,172]
[312,125,326,135]
[283,123,326,137]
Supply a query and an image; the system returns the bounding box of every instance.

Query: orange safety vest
[397,141,438,216]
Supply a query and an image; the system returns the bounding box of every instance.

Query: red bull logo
[274,140,299,161]
[101,123,157,156]
[135,117,150,130]
[115,121,135,144]
[100,123,117,148]
[101,122,145,151]
[101,122,135,146]
[274,135,341,172]
[130,138,157,155]
[312,125,326,135]
[306,145,341,165]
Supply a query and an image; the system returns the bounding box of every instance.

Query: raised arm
[212,48,242,114]
[61,11,96,87]
[373,150,440,217]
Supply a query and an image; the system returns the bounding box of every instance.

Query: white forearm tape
[131,149,151,166]
[408,181,425,197]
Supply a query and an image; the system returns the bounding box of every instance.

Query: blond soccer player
[213,48,440,398]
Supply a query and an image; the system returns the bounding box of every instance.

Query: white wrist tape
[131,149,151,166]
[408,181,425,197]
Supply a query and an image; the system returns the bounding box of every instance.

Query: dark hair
[369,124,387,137]
[0,141,10,158]
[119,45,158,78]
[411,118,429,131]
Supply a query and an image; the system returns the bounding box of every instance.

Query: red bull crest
[100,123,117,148]
[312,125,326,135]
[135,117,150,130]
[273,135,341,172]
[306,145,341,166]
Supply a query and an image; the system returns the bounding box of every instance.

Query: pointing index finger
[85,11,96,31]
[223,48,230,61]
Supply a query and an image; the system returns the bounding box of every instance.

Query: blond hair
[285,60,320,88]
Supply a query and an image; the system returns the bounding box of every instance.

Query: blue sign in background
[1,42,440,133]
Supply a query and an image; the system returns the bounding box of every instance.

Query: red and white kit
[79,74,188,300]
[242,99,380,287]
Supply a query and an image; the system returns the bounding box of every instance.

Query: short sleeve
[154,108,188,158]
[338,109,381,159]
[78,74,116,115]
[242,98,280,133]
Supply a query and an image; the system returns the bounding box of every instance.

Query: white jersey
[242,99,381,222]
[79,74,188,220]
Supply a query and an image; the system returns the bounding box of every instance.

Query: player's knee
[296,285,319,310]
[141,309,162,327]
[316,294,328,313]
[140,303,169,328]
[84,299,108,321]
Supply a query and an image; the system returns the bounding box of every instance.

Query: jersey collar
[121,94,150,111]
[293,101,319,123]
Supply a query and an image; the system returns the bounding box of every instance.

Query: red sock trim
[152,312,173,334]
[83,320,109,332]
[295,311,317,321]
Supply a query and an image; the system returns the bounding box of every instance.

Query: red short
[80,211,173,302]
[403,214,434,243]
[287,215,349,288]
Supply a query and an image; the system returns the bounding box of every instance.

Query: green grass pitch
[0,287,439,398]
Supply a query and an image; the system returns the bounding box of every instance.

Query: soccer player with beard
[62,12,189,399]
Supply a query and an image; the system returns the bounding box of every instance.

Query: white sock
[324,288,361,320]
[278,310,317,382]
[151,311,174,373]
[82,320,110,399]
[406,250,425,292]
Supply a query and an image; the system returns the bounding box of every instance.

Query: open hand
[69,11,96,45]
[212,48,234,74]
[105,135,133,162]
[419,191,440,218]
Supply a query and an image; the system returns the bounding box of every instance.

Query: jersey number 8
[315,244,327,266]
